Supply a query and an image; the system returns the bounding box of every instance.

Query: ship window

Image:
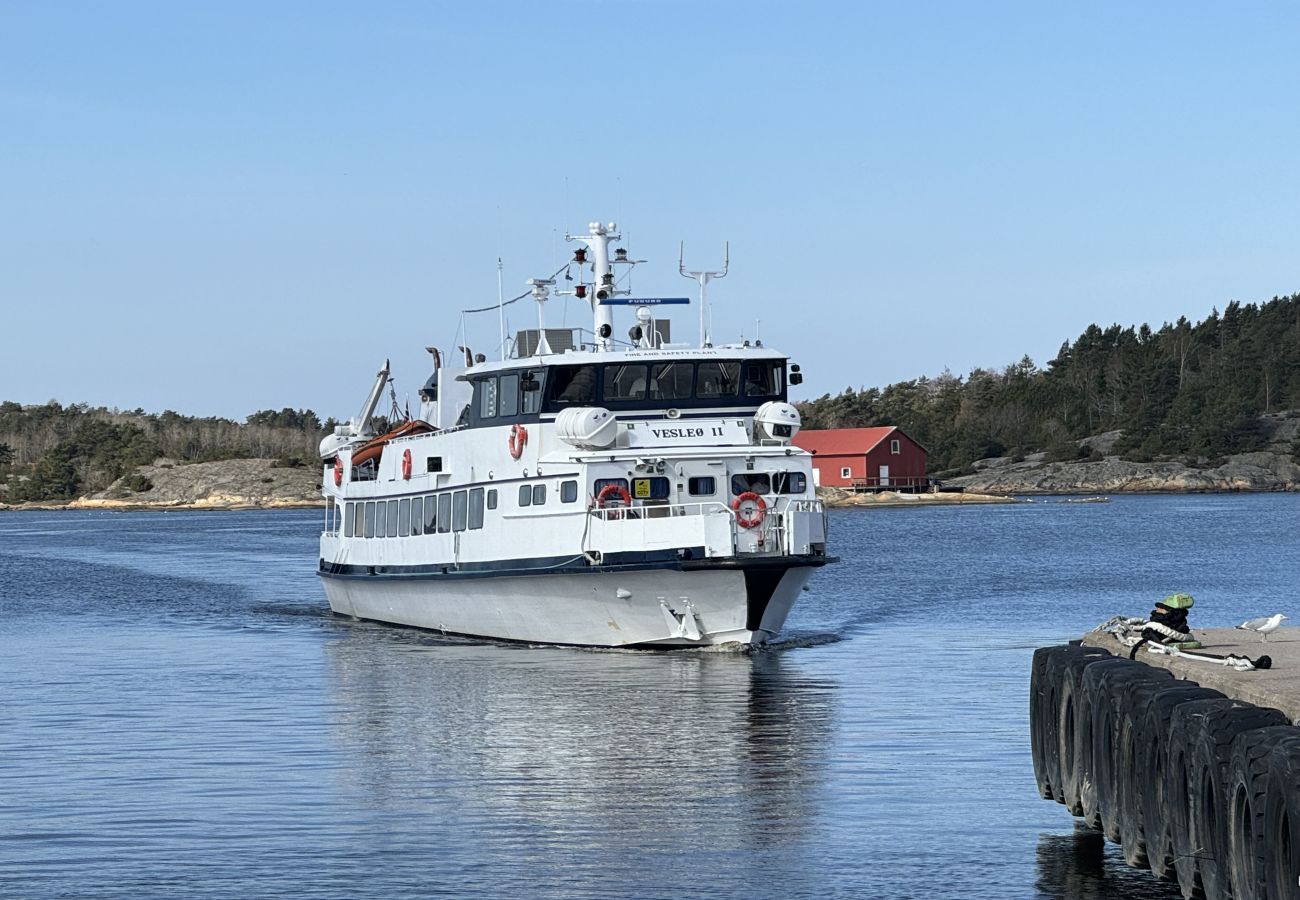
[398,498,411,536]
[532,484,546,506]
[518,484,532,507]
[387,500,400,537]
[410,496,423,536]
[424,494,437,533]
[742,360,784,397]
[343,502,355,536]
[696,361,740,398]
[604,364,649,401]
[453,490,468,532]
[499,374,520,417]
[891,439,901,455]
[632,477,670,500]
[688,476,716,496]
[594,478,629,499]
[364,501,376,538]
[469,488,485,529]
[547,365,598,406]
[487,489,498,510]
[731,473,771,495]
[427,456,443,473]
[437,493,452,533]
[561,480,578,503]
[521,369,543,414]
[650,362,693,400]
[773,472,807,494]
[479,377,498,419]
[374,500,387,537]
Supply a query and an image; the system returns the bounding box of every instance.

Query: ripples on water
[1,496,1296,898]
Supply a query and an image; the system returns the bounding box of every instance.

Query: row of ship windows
[340,470,808,539]
[342,480,583,539]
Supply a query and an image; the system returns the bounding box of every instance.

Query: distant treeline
[799,294,1300,474]
[0,402,333,502]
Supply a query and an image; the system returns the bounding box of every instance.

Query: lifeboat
[349,420,436,470]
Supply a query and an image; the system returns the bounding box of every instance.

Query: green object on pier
[1159,593,1195,610]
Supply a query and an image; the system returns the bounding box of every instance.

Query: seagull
[1236,614,1288,642]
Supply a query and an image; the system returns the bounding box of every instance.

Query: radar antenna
[679,241,728,348]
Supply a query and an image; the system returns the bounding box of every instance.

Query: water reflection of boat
[323,629,837,862]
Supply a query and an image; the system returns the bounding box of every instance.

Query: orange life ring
[508,424,528,460]
[594,483,632,519]
[401,448,412,480]
[732,491,767,529]
[333,458,343,487]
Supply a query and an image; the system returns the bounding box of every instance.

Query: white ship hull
[320,562,815,647]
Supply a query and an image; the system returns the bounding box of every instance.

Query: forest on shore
[799,294,1300,475]
[4,293,1299,502]
[0,404,329,502]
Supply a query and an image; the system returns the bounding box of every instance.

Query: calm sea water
[2,495,1297,899]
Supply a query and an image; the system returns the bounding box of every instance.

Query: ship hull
[319,561,817,647]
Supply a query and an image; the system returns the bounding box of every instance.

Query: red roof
[794,427,898,456]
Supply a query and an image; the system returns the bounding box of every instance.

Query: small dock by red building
[793,426,928,491]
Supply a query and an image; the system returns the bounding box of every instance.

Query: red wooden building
[793,426,928,490]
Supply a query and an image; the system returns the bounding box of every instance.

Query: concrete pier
[1030,631,1300,900]
[1082,626,1300,723]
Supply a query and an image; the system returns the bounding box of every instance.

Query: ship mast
[567,221,623,352]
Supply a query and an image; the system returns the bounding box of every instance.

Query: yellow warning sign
[633,479,652,499]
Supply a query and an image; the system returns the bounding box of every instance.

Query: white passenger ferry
[317,221,833,647]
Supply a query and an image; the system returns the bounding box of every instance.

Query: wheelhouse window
[561,480,578,503]
[603,364,650,401]
[731,473,771,495]
[696,361,740,399]
[521,369,543,414]
[742,360,784,397]
[499,374,520,417]
[772,472,807,494]
[650,362,693,400]
[479,377,498,419]
[594,478,629,498]
[546,365,598,406]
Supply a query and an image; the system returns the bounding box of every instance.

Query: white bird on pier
[1236,614,1288,642]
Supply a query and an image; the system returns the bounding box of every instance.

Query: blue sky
[4,2,1300,420]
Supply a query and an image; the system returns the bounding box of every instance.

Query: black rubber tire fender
[1094,664,1174,843]
[1224,726,1300,900]
[1168,698,1242,899]
[1055,648,1115,815]
[1188,704,1289,900]
[1116,681,1206,870]
[1080,657,1154,830]
[1030,646,1058,800]
[1032,644,1107,804]
[1260,733,1300,900]
[1140,686,1226,882]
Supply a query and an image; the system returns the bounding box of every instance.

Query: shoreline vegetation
[3,295,1298,510]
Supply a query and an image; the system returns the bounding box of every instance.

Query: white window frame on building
[891,439,901,455]
[840,466,852,479]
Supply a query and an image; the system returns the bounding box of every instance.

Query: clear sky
[4,2,1299,421]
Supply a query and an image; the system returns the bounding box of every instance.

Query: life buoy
[732,491,767,529]
[508,424,528,460]
[401,448,412,480]
[333,458,343,487]
[594,483,632,519]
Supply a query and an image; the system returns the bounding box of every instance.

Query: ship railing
[584,497,827,558]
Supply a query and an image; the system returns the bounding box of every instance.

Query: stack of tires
[1031,643,1300,900]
